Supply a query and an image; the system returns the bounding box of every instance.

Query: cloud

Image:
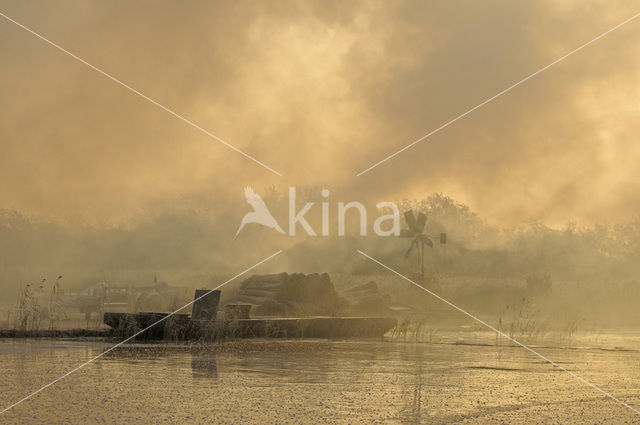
[0,0,639,226]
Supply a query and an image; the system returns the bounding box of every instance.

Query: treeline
[1,194,639,297]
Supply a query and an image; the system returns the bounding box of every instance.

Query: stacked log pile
[225,272,345,316]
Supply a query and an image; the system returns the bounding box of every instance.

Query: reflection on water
[191,355,218,379]
[1,336,640,424]
[401,351,424,423]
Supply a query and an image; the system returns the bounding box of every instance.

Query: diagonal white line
[356,11,640,177]
[0,250,283,416]
[0,11,283,177]
[356,249,640,416]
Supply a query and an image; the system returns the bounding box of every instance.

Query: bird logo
[236,187,285,235]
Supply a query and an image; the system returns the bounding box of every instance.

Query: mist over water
[2,192,640,330]
[2,0,640,422]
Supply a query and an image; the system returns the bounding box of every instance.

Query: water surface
[1,336,640,424]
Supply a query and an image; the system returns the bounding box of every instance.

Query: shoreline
[0,328,112,338]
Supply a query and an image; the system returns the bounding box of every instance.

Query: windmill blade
[421,235,433,247]
[404,239,416,258]
[404,210,418,233]
[399,229,414,238]
[416,212,427,233]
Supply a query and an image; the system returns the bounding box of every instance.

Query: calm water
[1,335,640,424]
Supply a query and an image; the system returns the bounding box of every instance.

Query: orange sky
[1,0,639,227]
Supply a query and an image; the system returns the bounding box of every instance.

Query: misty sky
[1,0,639,226]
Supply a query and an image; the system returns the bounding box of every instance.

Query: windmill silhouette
[400,210,446,283]
[236,187,285,235]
